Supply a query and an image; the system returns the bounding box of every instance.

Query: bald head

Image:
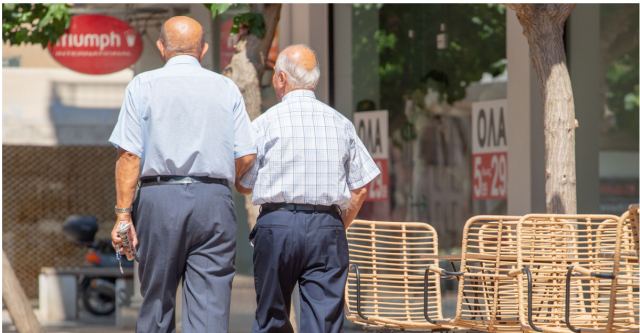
[280,45,318,72]
[157,16,208,61]
[272,44,320,99]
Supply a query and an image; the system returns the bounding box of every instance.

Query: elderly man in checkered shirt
[238,44,380,333]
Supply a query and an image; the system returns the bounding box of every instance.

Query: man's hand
[111,214,138,260]
[235,154,256,193]
[341,187,368,229]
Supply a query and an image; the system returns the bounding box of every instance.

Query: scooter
[62,215,133,316]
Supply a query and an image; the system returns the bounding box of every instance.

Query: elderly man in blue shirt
[239,44,380,333]
[109,16,255,333]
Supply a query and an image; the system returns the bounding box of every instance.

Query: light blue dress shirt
[109,55,255,184]
[240,90,380,209]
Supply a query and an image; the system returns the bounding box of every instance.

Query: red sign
[367,159,389,201]
[48,15,143,75]
[472,152,507,200]
[472,100,508,200]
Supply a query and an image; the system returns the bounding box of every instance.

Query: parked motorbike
[62,215,133,316]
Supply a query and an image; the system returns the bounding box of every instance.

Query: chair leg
[564,265,615,333]
[523,266,543,332]
[424,266,436,324]
[349,263,368,320]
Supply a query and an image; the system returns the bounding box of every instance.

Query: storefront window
[344,4,507,251]
[598,4,639,214]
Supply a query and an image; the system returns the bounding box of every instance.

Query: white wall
[280,4,330,104]
[506,9,546,214]
[2,68,132,146]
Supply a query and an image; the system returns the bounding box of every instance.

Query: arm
[341,186,368,228]
[111,149,140,259]
[235,154,256,194]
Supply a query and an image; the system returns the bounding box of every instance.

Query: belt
[139,176,228,187]
[260,203,341,215]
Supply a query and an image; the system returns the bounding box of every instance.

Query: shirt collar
[164,55,201,67]
[282,89,316,101]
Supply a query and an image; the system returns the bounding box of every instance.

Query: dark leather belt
[260,203,341,215]
[140,176,228,187]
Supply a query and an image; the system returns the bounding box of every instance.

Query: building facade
[3,3,638,296]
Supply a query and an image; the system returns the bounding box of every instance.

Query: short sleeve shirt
[109,55,255,184]
[240,90,380,209]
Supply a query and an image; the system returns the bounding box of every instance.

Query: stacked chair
[345,207,639,332]
[344,220,451,330]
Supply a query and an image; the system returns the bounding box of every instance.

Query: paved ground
[3,274,458,333]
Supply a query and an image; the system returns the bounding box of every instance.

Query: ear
[277,71,287,86]
[200,42,209,60]
[156,40,166,59]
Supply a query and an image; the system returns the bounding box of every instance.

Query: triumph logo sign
[49,15,143,75]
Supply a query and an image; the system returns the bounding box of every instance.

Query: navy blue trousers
[134,183,236,333]
[250,209,349,333]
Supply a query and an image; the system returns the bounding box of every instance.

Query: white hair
[274,45,320,89]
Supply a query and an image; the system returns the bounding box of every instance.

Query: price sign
[472,100,508,200]
[354,110,388,202]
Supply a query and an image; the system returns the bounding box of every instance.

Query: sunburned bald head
[272,44,320,100]
[157,16,208,62]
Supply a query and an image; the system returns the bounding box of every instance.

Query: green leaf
[208,3,233,18]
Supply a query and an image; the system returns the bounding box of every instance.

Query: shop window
[343,4,507,251]
[598,4,639,214]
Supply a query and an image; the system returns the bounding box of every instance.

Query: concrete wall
[568,5,602,213]
[280,4,330,104]
[506,9,546,214]
[2,68,132,146]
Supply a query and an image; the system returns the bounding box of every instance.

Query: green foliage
[352,4,507,133]
[2,3,71,48]
[601,4,639,146]
[231,13,265,38]
[206,4,265,39]
[208,3,233,17]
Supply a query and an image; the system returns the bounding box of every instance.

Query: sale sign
[472,100,508,200]
[354,110,389,202]
[48,15,143,75]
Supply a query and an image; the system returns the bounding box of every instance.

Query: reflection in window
[351,4,507,251]
[599,4,639,214]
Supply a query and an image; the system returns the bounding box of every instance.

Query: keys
[115,250,124,274]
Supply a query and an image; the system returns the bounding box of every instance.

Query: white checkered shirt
[240,90,380,209]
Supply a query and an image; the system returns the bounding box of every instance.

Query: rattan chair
[424,216,522,332]
[345,219,452,330]
[608,206,639,332]
[507,214,624,333]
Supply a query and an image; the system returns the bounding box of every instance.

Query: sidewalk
[3,274,458,332]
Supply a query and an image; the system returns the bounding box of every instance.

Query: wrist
[115,211,131,220]
[115,206,132,215]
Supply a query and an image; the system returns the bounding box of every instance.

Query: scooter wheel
[81,278,116,316]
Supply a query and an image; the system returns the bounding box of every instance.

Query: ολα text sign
[354,110,389,201]
[472,100,508,200]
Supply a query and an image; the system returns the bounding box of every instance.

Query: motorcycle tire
[81,278,116,316]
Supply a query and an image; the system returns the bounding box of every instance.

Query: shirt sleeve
[239,120,263,189]
[345,121,381,190]
[108,78,143,157]
[232,88,257,158]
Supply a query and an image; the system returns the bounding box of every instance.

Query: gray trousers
[134,182,236,333]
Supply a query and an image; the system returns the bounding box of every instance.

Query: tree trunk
[509,4,577,214]
[222,5,281,232]
[3,251,42,333]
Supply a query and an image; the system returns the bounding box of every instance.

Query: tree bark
[246,4,282,79]
[222,5,281,232]
[509,4,577,214]
[3,251,42,333]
